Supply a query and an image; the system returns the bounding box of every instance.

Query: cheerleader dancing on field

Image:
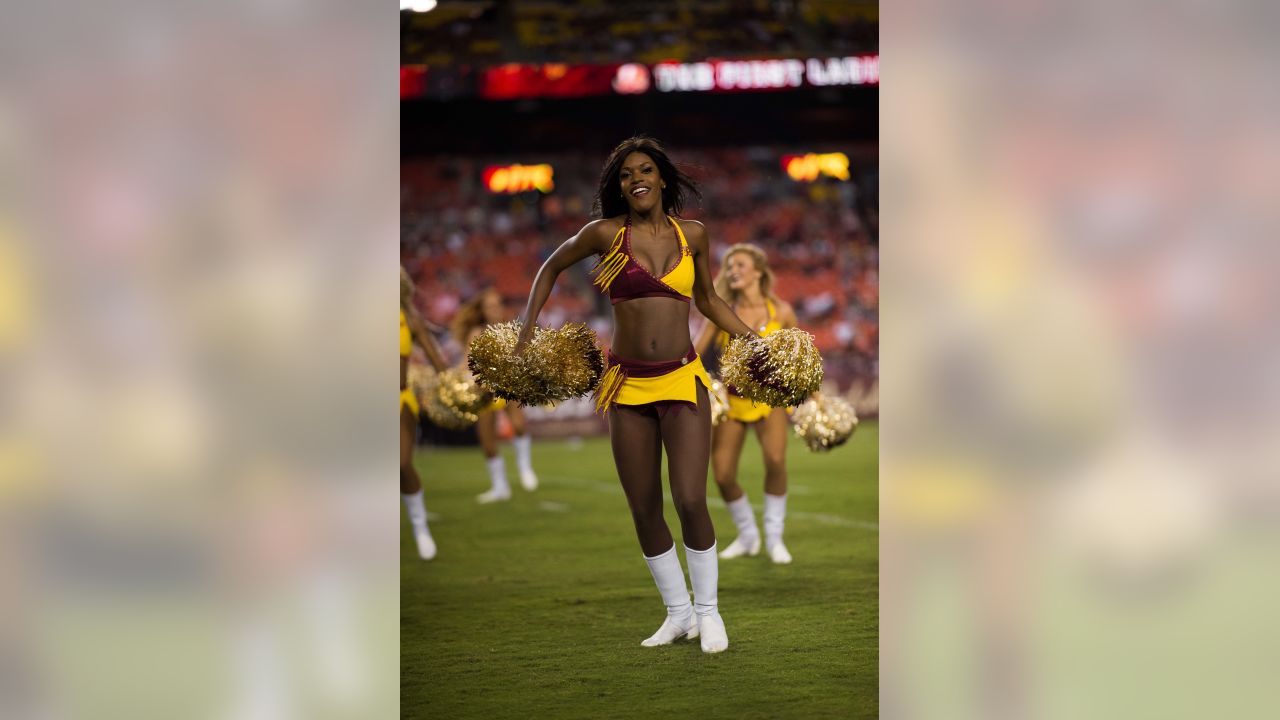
[401,268,449,560]
[451,289,539,503]
[694,244,800,564]
[514,137,758,653]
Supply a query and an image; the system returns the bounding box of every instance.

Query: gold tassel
[590,228,628,293]
[592,364,626,414]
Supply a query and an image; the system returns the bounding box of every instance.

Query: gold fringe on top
[590,227,628,293]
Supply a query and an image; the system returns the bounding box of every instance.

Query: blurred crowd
[401,0,878,67]
[401,145,878,394]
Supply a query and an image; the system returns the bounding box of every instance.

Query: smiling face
[619,151,664,213]
[725,251,763,292]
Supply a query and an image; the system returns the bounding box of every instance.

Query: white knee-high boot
[719,494,761,559]
[511,434,538,490]
[401,490,436,560]
[476,456,511,503]
[641,545,698,647]
[763,493,792,564]
[685,543,728,653]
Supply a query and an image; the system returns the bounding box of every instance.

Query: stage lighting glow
[781,153,851,182]
[483,164,555,194]
[400,0,437,12]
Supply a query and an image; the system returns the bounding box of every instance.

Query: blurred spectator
[401,0,877,67]
[402,145,878,392]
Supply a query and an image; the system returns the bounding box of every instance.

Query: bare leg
[658,382,727,652]
[711,419,749,503]
[505,403,527,436]
[474,409,509,501]
[754,408,789,497]
[506,403,538,489]
[715,415,761,558]
[755,408,792,563]
[400,405,434,558]
[659,383,715,552]
[609,404,672,556]
[400,407,420,494]
[475,410,499,459]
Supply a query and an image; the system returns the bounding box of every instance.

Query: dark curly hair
[592,136,701,219]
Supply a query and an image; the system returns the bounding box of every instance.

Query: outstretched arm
[404,303,448,371]
[685,221,757,339]
[515,220,613,353]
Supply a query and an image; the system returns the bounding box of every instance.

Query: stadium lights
[484,164,555,194]
[781,153,850,182]
[401,0,437,12]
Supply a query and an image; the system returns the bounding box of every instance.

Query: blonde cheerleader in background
[451,288,539,503]
[402,268,449,559]
[694,244,800,564]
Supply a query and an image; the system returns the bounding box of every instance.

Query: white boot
[719,535,761,559]
[767,541,792,565]
[719,494,761,559]
[764,493,790,564]
[685,543,728,653]
[402,491,437,560]
[477,456,511,503]
[640,545,698,646]
[512,434,539,491]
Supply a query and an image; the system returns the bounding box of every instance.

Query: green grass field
[402,422,878,720]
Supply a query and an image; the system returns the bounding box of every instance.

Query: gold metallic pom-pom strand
[468,321,605,406]
[791,394,858,452]
[708,379,730,427]
[720,328,824,407]
[419,366,484,430]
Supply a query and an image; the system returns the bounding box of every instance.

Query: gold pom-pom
[420,367,486,430]
[791,394,858,452]
[436,367,491,415]
[468,321,605,406]
[406,362,435,403]
[708,379,730,427]
[721,328,824,407]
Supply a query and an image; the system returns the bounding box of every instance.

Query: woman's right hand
[513,326,534,358]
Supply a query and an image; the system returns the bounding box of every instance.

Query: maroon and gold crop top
[590,216,695,304]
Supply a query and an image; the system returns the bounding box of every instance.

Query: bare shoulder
[577,217,625,252]
[676,218,709,248]
[777,299,799,325]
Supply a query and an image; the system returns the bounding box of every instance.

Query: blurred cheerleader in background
[402,268,449,559]
[451,288,539,504]
[695,244,800,564]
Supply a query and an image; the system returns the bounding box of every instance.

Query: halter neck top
[590,216,695,304]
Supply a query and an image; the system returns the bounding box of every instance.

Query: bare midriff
[610,296,693,360]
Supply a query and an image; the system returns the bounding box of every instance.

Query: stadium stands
[401,146,877,392]
[402,0,877,66]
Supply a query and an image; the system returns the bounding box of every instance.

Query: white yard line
[537,500,571,513]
